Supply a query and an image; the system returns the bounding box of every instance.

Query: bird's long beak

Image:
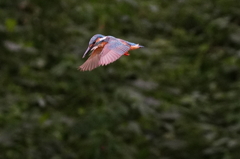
[82,46,92,58]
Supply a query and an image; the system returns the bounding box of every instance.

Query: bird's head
[82,34,107,58]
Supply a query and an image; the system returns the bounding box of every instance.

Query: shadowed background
[1,0,240,158]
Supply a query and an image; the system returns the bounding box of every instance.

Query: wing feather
[99,37,130,66]
[78,47,102,71]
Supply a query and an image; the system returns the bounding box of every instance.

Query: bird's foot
[124,52,130,56]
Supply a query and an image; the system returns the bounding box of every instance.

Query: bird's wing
[99,37,130,66]
[78,47,103,71]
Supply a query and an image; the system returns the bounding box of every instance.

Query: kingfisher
[78,34,143,71]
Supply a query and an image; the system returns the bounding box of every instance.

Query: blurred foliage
[1,0,240,158]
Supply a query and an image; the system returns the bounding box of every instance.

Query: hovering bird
[78,34,143,71]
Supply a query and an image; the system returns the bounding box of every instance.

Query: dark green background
[1,0,240,158]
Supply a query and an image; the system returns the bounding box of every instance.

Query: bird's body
[78,34,143,71]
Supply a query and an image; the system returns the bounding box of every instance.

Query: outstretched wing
[78,47,103,71]
[99,37,130,66]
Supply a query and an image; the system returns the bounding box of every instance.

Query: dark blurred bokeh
[1,0,240,158]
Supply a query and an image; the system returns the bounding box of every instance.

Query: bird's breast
[90,47,104,58]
